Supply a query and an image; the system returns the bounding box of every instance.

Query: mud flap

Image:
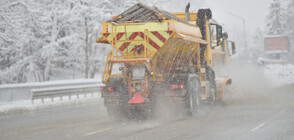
[128,94,150,104]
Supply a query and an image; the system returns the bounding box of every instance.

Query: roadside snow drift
[263,64,294,87]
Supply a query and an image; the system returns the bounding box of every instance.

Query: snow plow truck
[97,3,233,118]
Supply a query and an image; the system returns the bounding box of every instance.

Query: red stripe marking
[103,33,110,38]
[112,33,125,45]
[118,32,144,52]
[149,39,160,50]
[119,42,130,52]
[166,31,173,35]
[128,32,138,40]
[151,31,166,43]
[115,33,125,40]
[138,32,144,39]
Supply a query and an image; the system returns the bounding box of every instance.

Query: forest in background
[0,0,158,84]
[250,0,294,61]
[1,0,294,84]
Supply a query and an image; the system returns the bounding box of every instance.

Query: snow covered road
[1,84,294,140]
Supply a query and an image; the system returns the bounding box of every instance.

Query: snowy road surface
[0,84,294,140]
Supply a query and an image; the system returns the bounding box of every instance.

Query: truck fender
[216,77,232,102]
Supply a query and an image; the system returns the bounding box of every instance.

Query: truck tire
[206,67,217,105]
[103,77,127,119]
[206,80,216,105]
[186,76,201,116]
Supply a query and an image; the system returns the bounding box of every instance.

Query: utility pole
[228,12,247,58]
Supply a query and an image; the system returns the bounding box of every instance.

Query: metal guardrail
[31,84,102,103]
[0,79,102,102]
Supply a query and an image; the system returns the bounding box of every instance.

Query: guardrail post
[30,84,101,103]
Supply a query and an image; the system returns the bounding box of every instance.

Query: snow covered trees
[71,0,113,79]
[0,0,106,84]
[250,27,265,60]
[266,0,288,35]
[263,0,294,61]
[287,0,294,29]
[287,0,294,59]
[0,0,159,84]
[0,0,41,84]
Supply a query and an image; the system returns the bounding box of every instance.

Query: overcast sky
[162,0,271,35]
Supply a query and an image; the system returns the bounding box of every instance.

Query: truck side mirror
[216,25,223,45]
[232,42,236,54]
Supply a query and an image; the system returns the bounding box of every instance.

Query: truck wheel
[206,67,216,105]
[207,80,217,105]
[187,77,201,116]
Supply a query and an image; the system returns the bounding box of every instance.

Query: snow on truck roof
[108,2,194,26]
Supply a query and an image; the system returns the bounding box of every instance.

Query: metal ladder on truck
[102,24,151,84]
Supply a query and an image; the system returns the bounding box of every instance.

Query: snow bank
[263,64,294,87]
[0,79,100,88]
[0,93,102,116]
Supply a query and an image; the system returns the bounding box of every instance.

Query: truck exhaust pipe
[185,2,190,21]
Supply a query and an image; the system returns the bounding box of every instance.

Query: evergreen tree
[252,28,265,50]
[288,0,294,33]
[266,0,287,35]
[287,0,294,58]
